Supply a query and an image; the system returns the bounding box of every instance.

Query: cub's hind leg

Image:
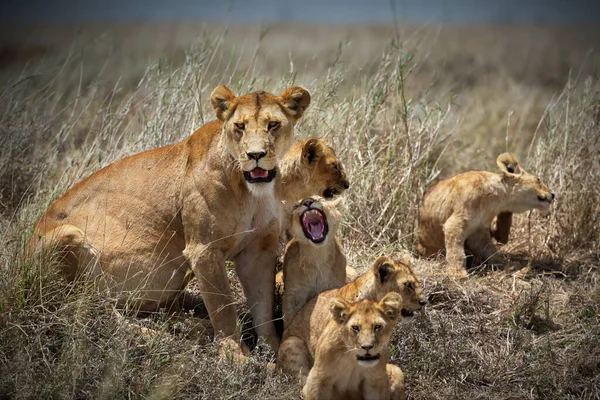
[466,228,503,267]
[27,224,101,281]
[278,335,312,384]
[443,215,469,277]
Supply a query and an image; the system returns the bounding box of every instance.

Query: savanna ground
[0,22,599,399]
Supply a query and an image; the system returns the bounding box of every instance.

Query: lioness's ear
[210,86,236,121]
[372,256,396,284]
[279,86,311,122]
[379,292,403,320]
[302,138,323,164]
[496,153,522,176]
[330,297,351,324]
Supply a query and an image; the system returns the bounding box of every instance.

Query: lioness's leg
[235,238,279,352]
[184,244,248,360]
[278,335,312,383]
[443,215,468,277]
[466,228,503,266]
[387,364,407,400]
[491,211,512,244]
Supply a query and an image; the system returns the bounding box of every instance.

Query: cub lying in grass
[303,293,406,400]
[278,255,425,381]
[417,152,555,277]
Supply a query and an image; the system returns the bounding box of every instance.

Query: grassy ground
[0,23,599,399]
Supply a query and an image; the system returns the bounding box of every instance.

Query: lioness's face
[371,256,427,317]
[299,138,350,199]
[496,153,555,216]
[211,86,311,194]
[290,196,342,245]
[330,293,402,368]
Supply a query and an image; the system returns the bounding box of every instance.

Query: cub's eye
[405,281,414,290]
[351,325,360,333]
[332,163,340,171]
[234,122,245,131]
[373,324,382,332]
[268,121,280,130]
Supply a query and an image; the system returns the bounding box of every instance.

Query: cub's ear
[302,138,324,164]
[279,86,311,122]
[210,86,236,121]
[496,153,522,176]
[330,297,351,324]
[372,256,396,284]
[399,253,411,268]
[379,292,403,320]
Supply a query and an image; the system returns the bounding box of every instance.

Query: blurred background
[1,2,599,399]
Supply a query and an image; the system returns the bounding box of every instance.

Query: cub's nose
[419,300,427,306]
[343,180,350,189]
[247,151,266,161]
[551,193,555,200]
[361,344,374,351]
[301,198,315,208]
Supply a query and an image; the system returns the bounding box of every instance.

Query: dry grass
[0,23,599,399]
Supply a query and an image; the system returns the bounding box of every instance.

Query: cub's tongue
[250,168,269,179]
[302,209,326,242]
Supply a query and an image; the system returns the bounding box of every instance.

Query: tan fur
[281,196,347,328]
[302,293,406,400]
[277,138,350,230]
[278,256,425,381]
[417,152,555,277]
[25,85,311,360]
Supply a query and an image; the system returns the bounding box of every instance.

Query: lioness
[281,195,348,328]
[303,293,406,400]
[278,255,425,380]
[25,85,311,359]
[417,152,555,277]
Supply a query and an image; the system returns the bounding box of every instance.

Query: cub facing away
[281,195,355,328]
[303,293,406,400]
[278,256,426,381]
[25,85,311,360]
[417,152,555,277]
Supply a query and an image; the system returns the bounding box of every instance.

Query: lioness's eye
[373,324,382,332]
[405,282,414,290]
[234,122,245,131]
[268,121,280,130]
[351,325,360,333]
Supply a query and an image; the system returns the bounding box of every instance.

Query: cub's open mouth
[356,353,380,362]
[401,309,414,317]
[244,168,276,183]
[301,208,328,243]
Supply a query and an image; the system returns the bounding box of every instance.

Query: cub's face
[330,293,402,368]
[370,256,427,317]
[211,86,311,194]
[289,196,342,246]
[299,138,350,199]
[496,153,555,216]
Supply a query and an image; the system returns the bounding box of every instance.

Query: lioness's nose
[247,151,266,161]
[343,179,350,189]
[361,344,374,351]
[551,193,555,200]
[419,300,427,306]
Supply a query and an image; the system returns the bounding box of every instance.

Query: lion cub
[278,256,425,381]
[282,195,348,327]
[417,152,555,277]
[303,293,406,400]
